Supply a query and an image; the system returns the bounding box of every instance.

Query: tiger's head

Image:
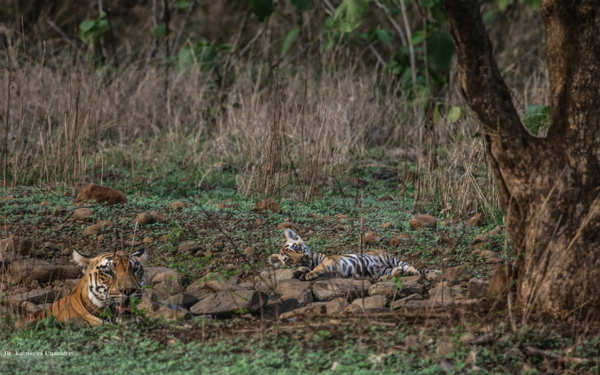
[269,229,312,268]
[72,248,147,320]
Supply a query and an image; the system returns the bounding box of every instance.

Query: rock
[0,235,33,262]
[266,279,313,316]
[7,287,57,306]
[429,282,465,303]
[335,214,349,221]
[479,250,502,264]
[164,293,199,309]
[7,259,81,284]
[349,295,388,311]
[389,234,410,247]
[83,220,113,236]
[472,226,502,245]
[253,198,281,213]
[20,301,44,314]
[280,297,348,319]
[204,274,241,292]
[134,212,156,225]
[178,241,201,253]
[243,247,255,257]
[390,293,425,309]
[467,278,489,299]
[363,232,379,245]
[151,305,191,321]
[369,281,399,298]
[75,183,126,204]
[378,195,394,202]
[409,214,437,230]
[53,206,67,216]
[380,222,393,229]
[257,268,303,291]
[312,278,371,301]
[169,201,187,210]
[145,267,181,284]
[466,213,482,227]
[73,208,93,221]
[153,280,184,299]
[441,265,473,285]
[425,269,442,281]
[143,237,153,244]
[137,288,160,313]
[190,290,267,315]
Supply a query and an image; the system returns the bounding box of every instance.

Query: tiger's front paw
[268,254,286,269]
[293,266,311,280]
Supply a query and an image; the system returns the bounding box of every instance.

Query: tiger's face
[269,229,312,268]
[73,248,147,318]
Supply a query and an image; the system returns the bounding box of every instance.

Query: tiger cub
[270,229,419,280]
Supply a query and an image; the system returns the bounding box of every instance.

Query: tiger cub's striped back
[275,229,419,280]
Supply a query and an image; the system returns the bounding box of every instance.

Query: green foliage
[447,106,463,123]
[177,41,230,71]
[329,0,369,34]
[291,0,310,11]
[79,11,110,45]
[427,30,454,73]
[174,0,190,10]
[523,104,551,135]
[250,0,275,22]
[281,28,300,57]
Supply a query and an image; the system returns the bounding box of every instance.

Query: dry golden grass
[0,45,547,219]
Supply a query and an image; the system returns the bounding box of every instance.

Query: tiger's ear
[131,248,148,264]
[72,250,92,268]
[284,229,302,243]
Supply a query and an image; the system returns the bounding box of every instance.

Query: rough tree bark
[441,0,600,320]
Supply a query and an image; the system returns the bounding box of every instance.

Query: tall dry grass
[0,46,548,219]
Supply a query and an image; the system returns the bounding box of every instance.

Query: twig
[368,44,386,68]
[45,19,80,49]
[373,0,408,46]
[524,346,590,365]
[397,0,417,89]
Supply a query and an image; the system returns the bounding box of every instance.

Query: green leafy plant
[79,11,111,46]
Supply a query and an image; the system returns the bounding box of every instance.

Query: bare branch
[441,0,528,142]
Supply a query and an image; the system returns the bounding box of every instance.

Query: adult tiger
[23,248,146,326]
[270,229,419,280]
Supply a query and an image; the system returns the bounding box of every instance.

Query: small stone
[53,206,67,216]
[389,233,410,247]
[335,214,349,221]
[178,241,201,253]
[279,297,348,319]
[254,198,281,213]
[75,183,126,204]
[479,250,501,264]
[243,247,255,257]
[378,195,394,202]
[143,237,153,244]
[409,214,437,230]
[380,222,393,229]
[83,220,112,236]
[465,213,482,227]
[363,232,379,244]
[73,208,92,221]
[169,201,187,210]
[429,282,465,303]
[134,212,156,225]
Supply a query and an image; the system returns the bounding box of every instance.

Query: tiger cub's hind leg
[391,264,420,277]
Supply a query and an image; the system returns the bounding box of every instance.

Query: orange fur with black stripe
[22,249,147,326]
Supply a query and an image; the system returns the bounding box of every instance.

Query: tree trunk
[442,0,600,320]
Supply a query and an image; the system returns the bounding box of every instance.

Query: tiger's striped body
[22,249,146,326]
[272,229,419,280]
